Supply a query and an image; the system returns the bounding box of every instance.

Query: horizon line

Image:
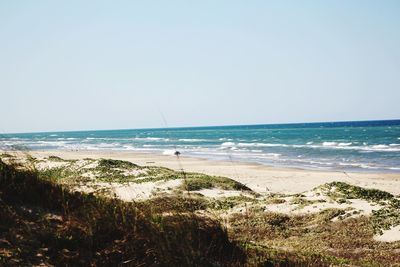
[3,118,400,135]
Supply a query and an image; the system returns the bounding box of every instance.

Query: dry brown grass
[0,159,246,266]
[228,209,400,266]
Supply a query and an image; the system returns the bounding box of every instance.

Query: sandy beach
[20,149,400,195]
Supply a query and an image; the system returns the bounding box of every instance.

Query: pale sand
[193,189,249,199]
[263,195,383,217]
[21,150,400,195]
[374,225,400,242]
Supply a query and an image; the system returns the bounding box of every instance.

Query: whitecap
[134,137,169,141]
[322,142,338,146]
[338,162,378,169]
[338,142,352,146]
[265,153,281,158]
[371,144,388,149]
[221,142,235,147]
[178,139,206,142]
[237,142,288,148]
[122,145,136,150]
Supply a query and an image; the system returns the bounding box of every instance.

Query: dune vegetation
[1,153,400,266]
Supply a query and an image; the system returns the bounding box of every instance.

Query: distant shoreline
[2,120,399,173]
[4,147,400,174]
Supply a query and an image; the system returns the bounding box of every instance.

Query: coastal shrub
[323,182,394,201]
[47,155,66,162]
[97,158,140,169]
[229,209,400,266]
[316,208,346,222]
[0,153,14,158]
[38,166,78,182]
[182,178,213,191]
[181,173,251,192]
[371,208,400,234]
[265,197,286,205]
[209,195,257,210]
[137,195,209,213]
[29,157,254,196]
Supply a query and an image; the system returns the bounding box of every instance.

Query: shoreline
[5,149,400,195]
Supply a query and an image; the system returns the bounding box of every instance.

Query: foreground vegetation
[1,153,400,266]
[0,158,246,266]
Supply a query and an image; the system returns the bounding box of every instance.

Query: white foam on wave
[96,142,120,148]
[122,145,136,150]
[318,142,400,152]
[371,145,388,149]
[178,139,206,142]
[219,138,232,141]
[134,137,169,141]
[364,145,400,152]
[237,142,288,148]
[322,142,338,147]
[338,142,352,146]
[338,162,379,169]
[36,141,68,146]
[85,137,115,141]
[289,157,332,166]
[218,140,400,153]
[265,153,281,158]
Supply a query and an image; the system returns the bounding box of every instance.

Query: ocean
[1,120,400,172]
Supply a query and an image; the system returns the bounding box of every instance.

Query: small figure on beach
[174,151,181,156]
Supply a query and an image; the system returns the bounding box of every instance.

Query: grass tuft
[180,174,252,191]
[322,181,394,201]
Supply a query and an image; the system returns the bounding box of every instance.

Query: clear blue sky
[1,1,399,133]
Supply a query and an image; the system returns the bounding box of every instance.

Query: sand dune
[20,150,400,195]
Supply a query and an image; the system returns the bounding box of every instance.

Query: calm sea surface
[1,120,400,172]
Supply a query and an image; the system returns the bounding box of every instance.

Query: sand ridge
[23,150,400,195]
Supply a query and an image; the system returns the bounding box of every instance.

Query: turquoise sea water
[1,120,400,172]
